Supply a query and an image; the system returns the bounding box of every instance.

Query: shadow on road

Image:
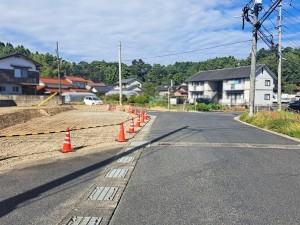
[0,126,188,218]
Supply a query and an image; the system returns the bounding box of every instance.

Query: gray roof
[93,85,116,94]
[186,64,277,82]
[115,78,142,85]
[0,52,42,66]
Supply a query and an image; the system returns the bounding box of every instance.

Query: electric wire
[123,39,252,62]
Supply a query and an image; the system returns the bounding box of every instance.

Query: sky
[0,0,299,65]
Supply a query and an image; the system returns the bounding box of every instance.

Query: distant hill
[0,41,299,92]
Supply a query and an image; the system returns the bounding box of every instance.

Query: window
[264,94,270,100]
[14,68,28,78]
[265,80,271,86]
[12,86,19,93]
[14,69,21,78]
[21,69,28,78]
[0,86,6,92]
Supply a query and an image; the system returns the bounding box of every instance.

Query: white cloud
[0,0,297,65]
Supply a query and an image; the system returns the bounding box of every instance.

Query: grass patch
[239,111,300,138]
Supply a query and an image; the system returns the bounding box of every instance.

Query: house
[156,85,177,98]
[0,52,41,95]
[64,75,89,90]
[114,78,143,94]
[186,64,277,106]
[86,80,106,93]
[92,85,116,95]
[37,77,74,94]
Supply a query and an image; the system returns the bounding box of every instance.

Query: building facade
[186,65,277,106]
[0,53,41,95]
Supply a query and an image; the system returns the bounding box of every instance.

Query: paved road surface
[109,111,300,225]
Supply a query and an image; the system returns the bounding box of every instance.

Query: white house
[114,78,143,94]
[186,64,277,106]
[0,53,41,95]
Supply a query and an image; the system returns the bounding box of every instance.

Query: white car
[83,96,103,105]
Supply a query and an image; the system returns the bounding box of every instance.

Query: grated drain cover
[105,169,128,178]
[67,216,102,225]
[89,187,118,200]
[117,157,135,163]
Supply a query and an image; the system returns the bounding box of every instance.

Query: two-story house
[0,53,41,95]
[114,78,143,93]
[186,64,277,106]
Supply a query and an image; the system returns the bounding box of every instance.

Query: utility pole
[249,2,260,115]
[56,42,61,95]
[277,2,282,111]
[168,79,173,111]
[118,41,122,106]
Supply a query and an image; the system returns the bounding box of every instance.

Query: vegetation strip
[0,119,131,138]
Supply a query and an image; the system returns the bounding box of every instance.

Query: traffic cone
[62,127,72,153]
[128,118,135,133]
[135,115,141,127]
[117,122,126,142]
[140,112,145,123]
[145,111,149,120]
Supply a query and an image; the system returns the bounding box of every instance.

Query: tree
[142,82,158,97]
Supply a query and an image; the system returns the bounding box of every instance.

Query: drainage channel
[59,141,146,225]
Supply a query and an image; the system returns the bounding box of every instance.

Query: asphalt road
[0,146,124,225]
[109,111,300,225]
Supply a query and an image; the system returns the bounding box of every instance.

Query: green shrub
[196,103,211,111]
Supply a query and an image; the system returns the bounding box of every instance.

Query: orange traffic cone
[145,111,149,120]
[128,118,135,133]
[117,122,126,142]
[135,115,141,127]
[62,127,72,153]
[140,112,145,123]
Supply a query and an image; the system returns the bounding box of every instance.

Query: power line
[282,32,300,48]
[282,12,300,24]
[282,8,300,22]
[290,4,300,13]
[123,39,252,62]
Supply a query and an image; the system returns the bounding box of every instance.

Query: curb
[234,115,300,143]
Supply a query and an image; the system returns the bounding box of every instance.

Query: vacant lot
[0,105,141,171]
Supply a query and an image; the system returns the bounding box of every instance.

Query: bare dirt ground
[0,105,144,172]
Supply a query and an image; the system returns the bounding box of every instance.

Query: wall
[0,56,37,71]
[0,83,22,95]
[0,95,62,107]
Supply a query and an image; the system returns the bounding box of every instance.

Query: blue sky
[0,0,299,65]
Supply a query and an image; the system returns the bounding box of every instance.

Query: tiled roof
[44,88,73,93]
[70,88,89,92]
[186,64,276,82]
[115,78,142,85]
[65,75,89,82]
[40,77,72,86]
[93,85,116,93]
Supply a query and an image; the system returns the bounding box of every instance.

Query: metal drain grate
[105,169,128,178]
[89,187,118,200]
[67,216,102,225]
[117,157,135,163]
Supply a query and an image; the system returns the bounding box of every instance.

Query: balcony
[189,85,204,92]
[224,83,245,91]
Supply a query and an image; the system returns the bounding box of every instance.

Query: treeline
[0,42,299,90]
